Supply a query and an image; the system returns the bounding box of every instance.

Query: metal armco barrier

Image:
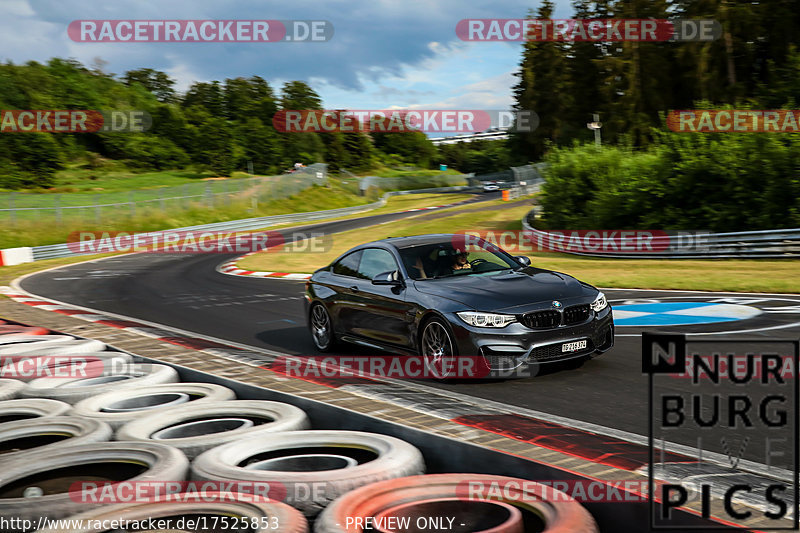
[522,211,800,259]
[26,186,476,262]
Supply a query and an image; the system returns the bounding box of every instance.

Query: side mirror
[514,255,531,266]
[372,270,403,286]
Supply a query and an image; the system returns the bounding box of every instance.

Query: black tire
[0,416,112,460]
[192,430,425,517]
[116,400,310,459]
[70,382,236,430]
[419,316,459,379]
[0,441,188,530]
[309,302,337,352]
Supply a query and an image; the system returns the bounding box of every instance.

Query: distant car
[482,182,500,192]
[304,234,614,377]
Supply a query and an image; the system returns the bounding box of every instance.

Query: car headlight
[456,311,516,328]
[591,292,608,312]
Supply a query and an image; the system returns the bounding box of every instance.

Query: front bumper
[446,307,614,370]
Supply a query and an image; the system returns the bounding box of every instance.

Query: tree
[123,68,176,102]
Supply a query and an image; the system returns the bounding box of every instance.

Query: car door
[328,250,364,336]
[349,247,416,349]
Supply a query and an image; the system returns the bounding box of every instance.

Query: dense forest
[513,0,800,230]
[0,61,447,189]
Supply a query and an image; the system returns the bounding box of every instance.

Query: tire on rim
[70,382,236,429]
[419,316,459,379]
[0,416,112,460]
[116,400,310,459]
[309,302,337,352]
[34,499,308,533]
[21,363,179,404]
[315,473,599,533]
[0,441,188,530]
[192,430,425,517]
[0,399,71,422]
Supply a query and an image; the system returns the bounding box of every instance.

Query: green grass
[239,201,800,294]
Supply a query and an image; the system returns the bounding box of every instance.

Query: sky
[1,0,574,111]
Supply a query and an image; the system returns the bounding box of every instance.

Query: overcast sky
[3,0,574,110]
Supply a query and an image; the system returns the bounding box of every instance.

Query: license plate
[561,340,587,353]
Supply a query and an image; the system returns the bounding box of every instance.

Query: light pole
[587,113,602,147]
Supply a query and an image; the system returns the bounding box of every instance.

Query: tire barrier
[70,382,236,429]
[0,441,188,530]
[192,430,426,517]
[0,317,601,530]
[33,498,309,533]
[0,416,112,460]
[0,379,24,401]
[316,474,599,533]
[0,398,71,422]
[21,363,179,404]
[117,400,310,459]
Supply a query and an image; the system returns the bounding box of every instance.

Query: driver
[450,248,471,271]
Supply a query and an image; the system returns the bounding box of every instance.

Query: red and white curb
[216,252,313,280]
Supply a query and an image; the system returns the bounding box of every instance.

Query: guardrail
[522,210,800,259]
[23,185,477,263]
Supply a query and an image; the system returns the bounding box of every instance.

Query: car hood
[413,267,593,313]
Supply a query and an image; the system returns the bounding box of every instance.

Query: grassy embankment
[239,198,800,294]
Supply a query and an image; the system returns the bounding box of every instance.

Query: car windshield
[398,238,522,280]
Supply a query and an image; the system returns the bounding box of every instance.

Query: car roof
[372,234,463,249]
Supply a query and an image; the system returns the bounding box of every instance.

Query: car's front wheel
[420,317,458,379]
[309,303,336,352]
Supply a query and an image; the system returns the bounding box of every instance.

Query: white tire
[0,416,112,460]
[4,353,133,383]
[0,338,105,355]
[34,498,308,533]
[21,364,179,404]
[117,400,310,459]
[0,441,188,530]
[70,382,236,429]
[0,379,24,401]
[0,399,71,421]
[192,430,425,516]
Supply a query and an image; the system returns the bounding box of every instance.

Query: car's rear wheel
[420,317,458,379]
[309,303,336,352]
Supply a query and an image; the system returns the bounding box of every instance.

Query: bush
[540,134,800,232]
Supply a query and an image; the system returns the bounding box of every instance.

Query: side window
[358,248,399,280]
[331,251,363,278]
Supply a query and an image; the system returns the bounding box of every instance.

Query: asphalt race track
[20,195,800,466]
